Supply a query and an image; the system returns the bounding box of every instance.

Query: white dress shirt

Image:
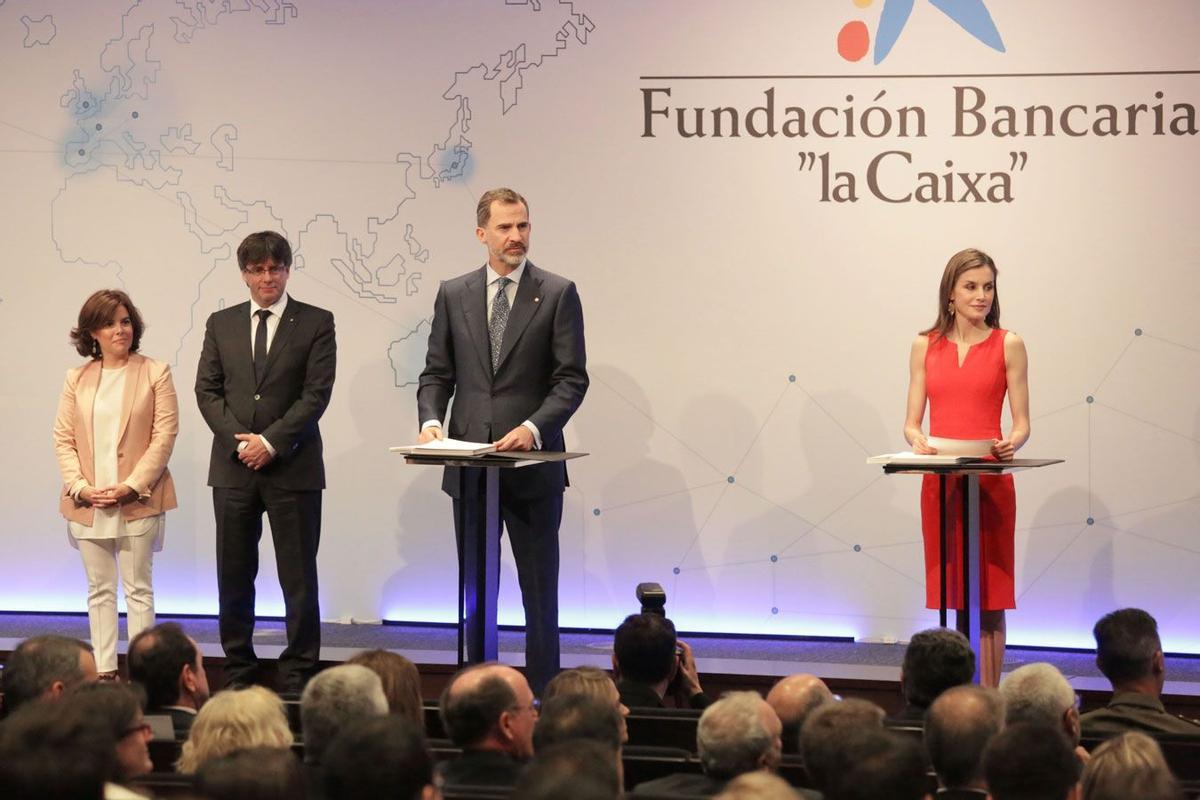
[242,293,290,456]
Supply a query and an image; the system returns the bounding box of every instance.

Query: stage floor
[5,612,1200,698]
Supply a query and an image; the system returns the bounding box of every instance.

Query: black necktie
[253,309,270,382]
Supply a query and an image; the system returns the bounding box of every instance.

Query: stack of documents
[390,438,498,457]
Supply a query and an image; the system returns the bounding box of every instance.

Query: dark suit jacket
[148,706,196,740]
[196,297,336,490]
[417,262,587,499]
[618,679,711,710]
[437,749,525,789]
[633,772,727,797]
[1080,691,1200,736]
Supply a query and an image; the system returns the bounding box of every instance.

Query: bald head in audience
[440,663,538,759]
[766,673,834,754]
[925,683,1005,792]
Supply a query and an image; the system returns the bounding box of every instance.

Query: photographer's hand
[676,640,704,699]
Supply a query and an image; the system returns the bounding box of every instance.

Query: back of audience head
[984,722,1081,800]
[697,690,783,780]
[1081,731,1183,800]
[534,692,623,752]
[827,728,930,800]
[0,634,97,716]
[543,665,629,741]
[612,612,678,685]
[346,648,423,727]
[924,683,1005,791]
[513,740,621,800]
[901,628,975,709]
[196,745,306,800]
[1092,608,1164,691]
[300,663,388,765]
[766,672,834,754]
[67,681,153,782]
[320,715,436,800]
[439,662,537,759]
[800,698,886,794]
[177,685,294,774]
[999,662,1080,744]
[127,622,210,711]
[0,700,115,800]
[715,771,802,800]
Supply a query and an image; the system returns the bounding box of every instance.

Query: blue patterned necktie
[489,276,511,373]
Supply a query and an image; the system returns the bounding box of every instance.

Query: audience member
[800,698,886,795]
[534,692,623,752]
[924,684,1004,798]
[195,746,306,800]
[766,672,834,754]
[894,628,975,723]
[999,662,1087,763]
[320,715,436,800]
[1080,730,1184,800]
[715,771,802,800]
[127,622,210,738]
[612,612,709,709]
[514,740,622,800]
[299,664,388,767]
[346,648,424,728]
[437,662,538,789]
[826,728,931,800]
[177,686,294,774]
[1080,608,1200,736]
[634,690,784,797]
[543,665,630,742]
[67,682,154,787]
[983,722,1081,800]
[0,634,98,717]
[0,700,115,800]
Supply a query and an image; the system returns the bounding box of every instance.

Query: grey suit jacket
[417,261,588,498]
[195,297,336,490]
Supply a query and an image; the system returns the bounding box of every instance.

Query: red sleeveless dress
[920,327,1016,610]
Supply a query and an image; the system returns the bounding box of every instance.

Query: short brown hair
[476,188,528,227]
[69,289,145,359]
[236,231,292,271]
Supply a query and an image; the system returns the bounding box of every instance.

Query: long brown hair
[921,248,1000,338]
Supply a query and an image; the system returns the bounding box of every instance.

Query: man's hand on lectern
[418,426,444,444]
[494,425,534,452]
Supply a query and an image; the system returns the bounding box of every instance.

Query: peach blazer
[53,353,179,525]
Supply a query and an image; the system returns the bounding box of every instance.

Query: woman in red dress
[903,248,1030,688]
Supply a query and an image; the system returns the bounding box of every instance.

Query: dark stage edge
[4,613,1200,700]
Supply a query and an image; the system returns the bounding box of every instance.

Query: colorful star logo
[837,0,1006,64]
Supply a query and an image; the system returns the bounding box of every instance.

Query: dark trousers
[214,477,322,691]
[453,478,562,697]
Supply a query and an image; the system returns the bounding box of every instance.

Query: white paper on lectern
[389,438,498,457]
[926,437,994,456]
[866,452,980,465]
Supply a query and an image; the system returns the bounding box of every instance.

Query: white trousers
[77,529,157,673]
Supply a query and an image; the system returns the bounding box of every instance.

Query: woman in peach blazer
[54,289,178,679]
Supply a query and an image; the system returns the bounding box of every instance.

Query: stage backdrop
[1,1,1197,651]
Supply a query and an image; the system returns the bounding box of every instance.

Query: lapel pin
[534,297,540,303]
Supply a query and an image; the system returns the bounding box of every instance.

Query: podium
[397,449,586,668]
[878,458,1063,682]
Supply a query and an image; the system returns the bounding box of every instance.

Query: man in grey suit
[196,231,336,693]
[418,187,588,696]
